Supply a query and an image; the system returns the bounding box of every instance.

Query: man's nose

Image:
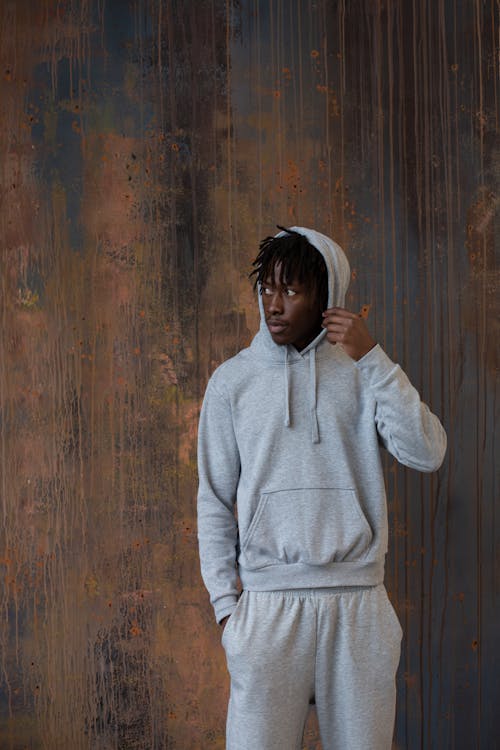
[268,291,284,314]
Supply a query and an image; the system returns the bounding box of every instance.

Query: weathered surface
[0,1,497,748]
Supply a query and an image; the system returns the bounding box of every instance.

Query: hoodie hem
[239,559,384,590]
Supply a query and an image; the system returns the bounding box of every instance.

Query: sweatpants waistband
[244,584,379,598]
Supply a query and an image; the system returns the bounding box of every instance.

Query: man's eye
[285,289,296,297]
[263,286,273,295]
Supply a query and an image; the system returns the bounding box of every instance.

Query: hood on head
[256,225,351,351]
[275,226,351,309]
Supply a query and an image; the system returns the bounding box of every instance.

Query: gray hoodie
[197,227,447,623]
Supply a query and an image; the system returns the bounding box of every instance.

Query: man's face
[261,263,324,351]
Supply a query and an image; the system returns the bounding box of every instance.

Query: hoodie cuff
[354,343,398,387]
[214,595,238,624]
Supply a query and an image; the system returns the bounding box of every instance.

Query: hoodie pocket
[241,487,373,569]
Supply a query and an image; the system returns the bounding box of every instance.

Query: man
[197,226,446,749]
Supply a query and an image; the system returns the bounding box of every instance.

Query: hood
[255,225,351,357]
[251,226,351,443]
[280,226,351,310]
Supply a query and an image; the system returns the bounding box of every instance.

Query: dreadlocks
[250,226,329,311]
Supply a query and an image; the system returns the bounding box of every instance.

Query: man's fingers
[322,315,356,330]
[322,320,349,332]
[322,307,357,319]
[323,306,371,319]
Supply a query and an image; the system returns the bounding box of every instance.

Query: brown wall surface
[0,1,498,748]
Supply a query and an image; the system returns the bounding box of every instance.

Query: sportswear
[197,227,447,623]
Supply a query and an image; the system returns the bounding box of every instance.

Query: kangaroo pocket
[241,487,373,569]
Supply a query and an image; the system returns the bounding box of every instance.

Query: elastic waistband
[246,584,380,599]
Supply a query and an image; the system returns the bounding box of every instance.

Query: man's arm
[197,378,241,623]
[322,307,447,472]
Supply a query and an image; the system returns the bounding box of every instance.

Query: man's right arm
[197,378,241,624]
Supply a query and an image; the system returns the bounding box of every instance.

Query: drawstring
[283,347,290,427]
[282,346,320,443]
[309,349,319,443]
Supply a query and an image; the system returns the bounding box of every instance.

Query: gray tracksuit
[197,226,446,749]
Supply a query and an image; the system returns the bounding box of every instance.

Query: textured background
[0,1,498,748]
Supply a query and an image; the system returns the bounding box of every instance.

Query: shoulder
[316,341,377,403]
[206,346,254,397]
[317,339,359,371]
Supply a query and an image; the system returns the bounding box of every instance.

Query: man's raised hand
[322,307,376,361]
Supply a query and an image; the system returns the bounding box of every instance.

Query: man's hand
[322,307,376,361]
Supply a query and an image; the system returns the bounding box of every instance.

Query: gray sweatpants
[222,585,402,750]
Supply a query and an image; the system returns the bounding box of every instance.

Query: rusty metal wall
[0,1,497,748]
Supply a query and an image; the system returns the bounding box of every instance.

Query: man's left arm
[322,307,447,472]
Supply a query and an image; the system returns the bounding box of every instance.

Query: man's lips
[267,319,288,334]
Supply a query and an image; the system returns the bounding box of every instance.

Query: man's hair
[250,226,328,310]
